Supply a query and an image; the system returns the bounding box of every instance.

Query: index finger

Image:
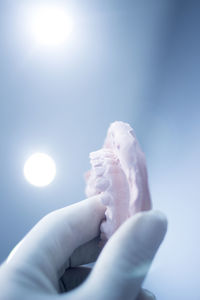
[7,196,106,283]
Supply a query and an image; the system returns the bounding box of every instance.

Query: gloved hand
[0,196,167,300]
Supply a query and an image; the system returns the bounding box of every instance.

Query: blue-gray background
[0,1,200,299]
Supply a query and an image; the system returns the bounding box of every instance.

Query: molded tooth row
[91,159,119,170]
[89,149,120,186]
[93,166,105,176]
[90,149,114,159]
[105,207,113,220]
[90,149,118,163]
[95,178,110,191]
[100,192,113,205]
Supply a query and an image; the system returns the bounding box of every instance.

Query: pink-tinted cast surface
[85,121,151,242]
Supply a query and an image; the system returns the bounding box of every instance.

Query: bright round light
[29,5,74,46]
[24,153,56,187]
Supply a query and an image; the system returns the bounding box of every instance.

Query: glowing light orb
[24,153,56,187]
[29,5,74,47]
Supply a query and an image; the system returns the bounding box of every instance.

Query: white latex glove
[0,196,167,300]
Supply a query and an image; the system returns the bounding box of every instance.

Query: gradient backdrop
[0,1,200,299]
